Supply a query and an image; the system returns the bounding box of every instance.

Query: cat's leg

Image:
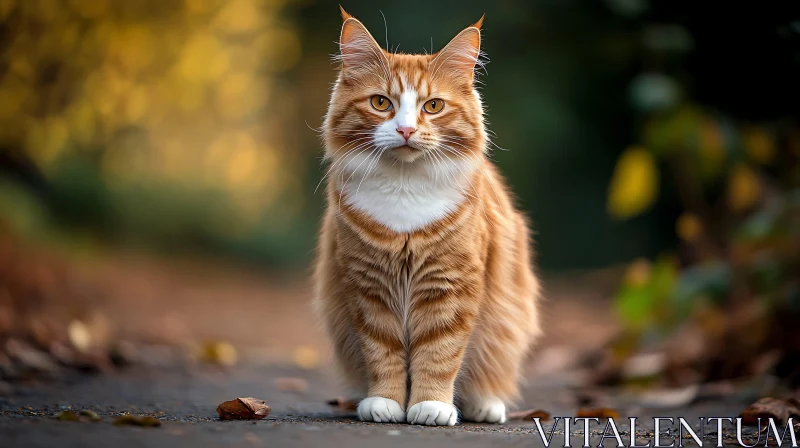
[406,288,481,426]
[321,295,369,399]
[351,293,408,423]
[456,286,540,424]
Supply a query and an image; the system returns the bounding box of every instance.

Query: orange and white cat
[313,9,541,426]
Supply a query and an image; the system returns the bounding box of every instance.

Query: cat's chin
[387,145,425,163]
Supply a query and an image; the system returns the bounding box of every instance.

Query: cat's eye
[370,95,392,111]
[423,99,445,114]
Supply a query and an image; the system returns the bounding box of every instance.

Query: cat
[313,8,541,426]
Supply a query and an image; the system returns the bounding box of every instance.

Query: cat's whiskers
[431,146,492,226]
[315,136,374,194]
[437,141,506,218]
[338,145,381,209]
[428,147,482,218]
[355,146,386,197]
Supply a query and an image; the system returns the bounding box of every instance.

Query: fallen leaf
[113,415,162,427]
[274,377,308,392]
[217,397,271,420]
[54,410,80,422]
[199,341,237,367]
[576,408,620,420]
[292,346,320,369]
[739,397,800,426]
[326,397,358,412]
[78,409,102,422]
[507,409,551,421]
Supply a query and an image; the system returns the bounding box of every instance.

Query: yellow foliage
[68,0,109,19]
[0,77,30,120]
[26,0,59,22]
[676,212,702,242]
[698,117,725,179]
[176,32,227,83]
[2,0,306,228]
[27,117,69,170]
[0,0,15,21]
[122,85,150,124]
[110,25,157,73]
[213,0,263,34]
[607,146,659,219]
[743,126,776,165]
[256,28,302,73]
[728,163,761,212]
[65,100,97,146]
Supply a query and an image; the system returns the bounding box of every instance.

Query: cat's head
[324,8,487,176]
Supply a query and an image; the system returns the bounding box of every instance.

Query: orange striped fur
[313,9,541,426]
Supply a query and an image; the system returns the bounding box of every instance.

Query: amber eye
[370,95,392,111]
[423,99,445,114]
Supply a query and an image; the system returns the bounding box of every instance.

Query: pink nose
[396,126,416,141]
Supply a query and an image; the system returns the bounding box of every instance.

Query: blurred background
[0,0,798,395]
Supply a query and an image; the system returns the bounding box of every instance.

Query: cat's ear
[338,8,387,74]
[432,16,484,81]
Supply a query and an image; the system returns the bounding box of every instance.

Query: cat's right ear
[338,8,387,73]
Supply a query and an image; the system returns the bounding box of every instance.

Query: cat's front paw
[357,397,405,423]
[460,397,506,423]
[406,401,458,426]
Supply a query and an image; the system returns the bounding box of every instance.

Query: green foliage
[610,100,798,338]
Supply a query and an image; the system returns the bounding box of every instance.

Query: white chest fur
[338,153,476,233]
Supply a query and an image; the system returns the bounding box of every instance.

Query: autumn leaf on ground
[507,409,551,421]
[78,409,102,422]
[217,397,271,420]
[113,415,162,427]
[576,408,620,420]
[739,397,800,426]
[326,397,359,412]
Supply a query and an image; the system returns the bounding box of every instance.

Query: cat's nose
[396,126,416,141]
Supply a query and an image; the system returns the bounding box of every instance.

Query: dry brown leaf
[576,407,620,420]
[217,397,271,420]
[739,397,800,426]
[78,409,102,422]
[274,377,308,392]
[507,408,551,421]
[326,397,359,412]
[113,415,162,427]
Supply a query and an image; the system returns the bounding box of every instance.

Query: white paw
[406,401,458,426]
[461,397,506,423]
[357,397,405,423]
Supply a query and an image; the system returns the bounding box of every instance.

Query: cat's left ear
[338,7,388,74]
[432,15,484,81]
